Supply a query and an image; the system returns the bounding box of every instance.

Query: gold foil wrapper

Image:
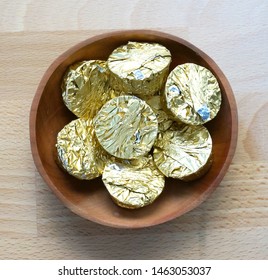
[153,124,212,181]
[164,63,221,125]
[107,41,171,96]
[102,156,165,209]
[94,95,158,159]
[62,60,119,119]
[56,118,110,180]
[143,95,173,132]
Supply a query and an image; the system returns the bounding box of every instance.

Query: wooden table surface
[0,0,267,260]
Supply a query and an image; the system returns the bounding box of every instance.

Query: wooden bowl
[30,30,238,228]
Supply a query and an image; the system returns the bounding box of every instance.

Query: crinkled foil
[153,124,212,181]
[107,41,171,96]
[62,60,119,119]
[143,95,173,132]
[56,118,110,180]
[102,156,165,209]
[164,63,221,125]
[94,95,158,159]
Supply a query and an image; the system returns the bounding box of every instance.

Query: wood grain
[0,0,268,259]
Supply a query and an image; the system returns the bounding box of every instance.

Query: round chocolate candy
[62,60,118,119]
[143,95,173,133]
[164,63,221,125]
[153,124,212,181]
[102,156,165,209]
[107,41,171,96]
[94,95,158,159]
[56,118,109,180]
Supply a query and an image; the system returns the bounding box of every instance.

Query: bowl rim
[29,29,238,228]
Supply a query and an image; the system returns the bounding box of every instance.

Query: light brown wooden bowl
[30,30,238,228]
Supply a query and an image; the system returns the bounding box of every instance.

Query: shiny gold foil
[153,124,212,181]
[94,95,158,159]
[102,156,165,209]
[62,60,119,119]
[143,95,173,132]
[107,42,171,96]
[164,63,221,125]
[56,118,110,180]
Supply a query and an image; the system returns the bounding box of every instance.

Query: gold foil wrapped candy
[94,95,158,159]
[56,118,109,180]
[102,156,165,209]
[153,124,212,181]
[164,63,221,125]
[143,95,173,132]
[62,60,118,119]
[107,41,171,96]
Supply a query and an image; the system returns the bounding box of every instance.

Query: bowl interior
[30,30,237,228]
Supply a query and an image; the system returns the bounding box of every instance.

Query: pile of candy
[56,41,221,209]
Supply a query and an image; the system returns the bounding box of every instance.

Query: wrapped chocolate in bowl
[102,156,165,209]
[142,94,173,133]
[62,60,119,119]
[93,95,158,159]
[56,118,110,180]
[163,63,222,125]
[107,41,172,96]
[153,124,213,181]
